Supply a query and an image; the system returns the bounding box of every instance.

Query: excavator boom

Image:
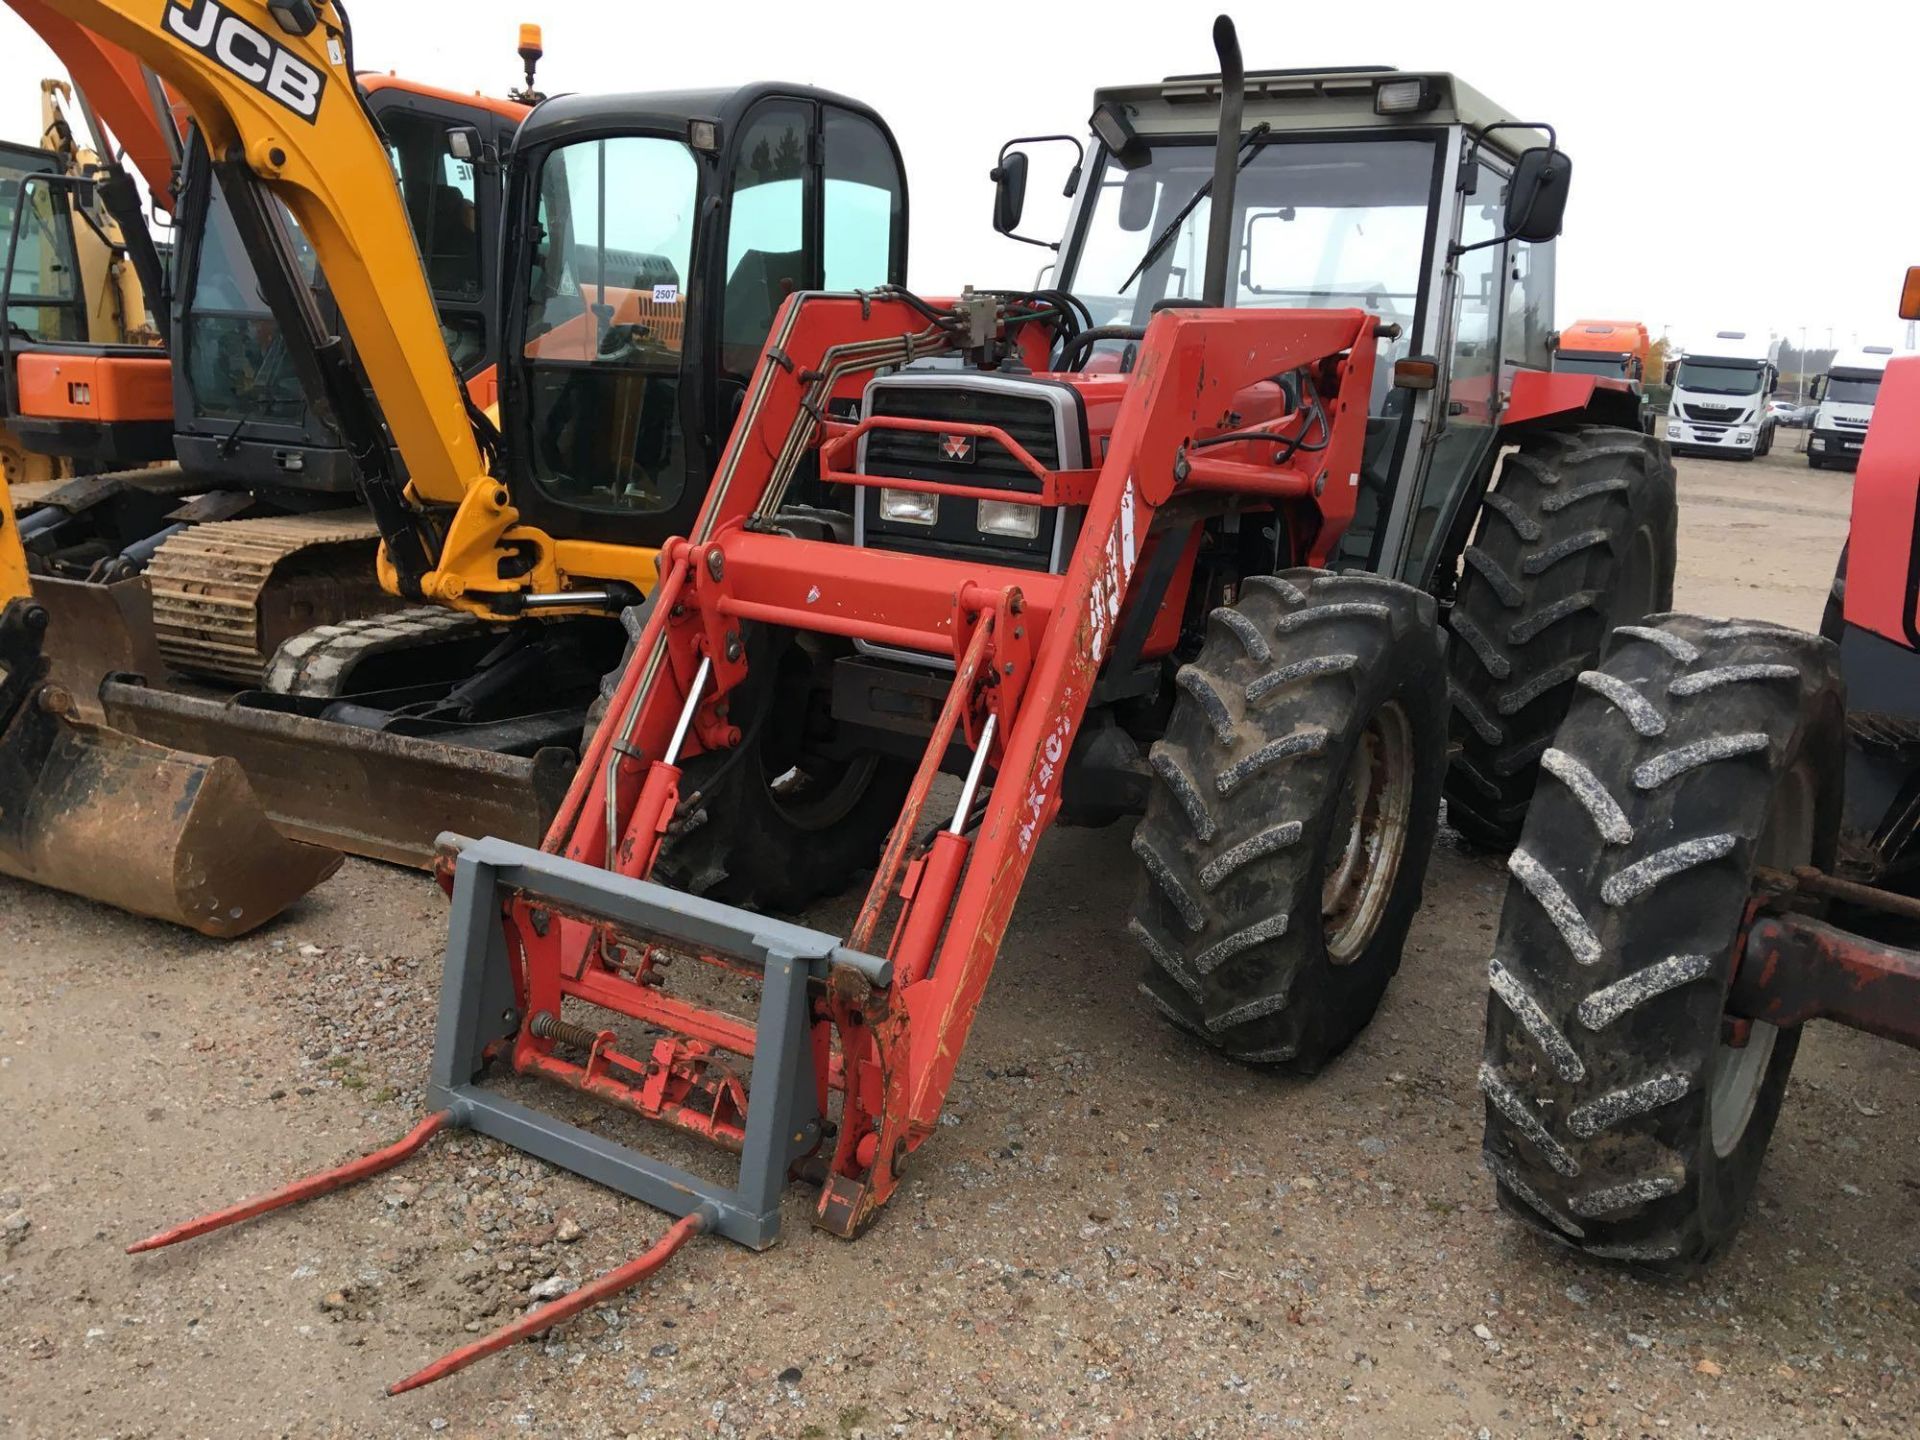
[7,0,181,209]
[58,0,488,539]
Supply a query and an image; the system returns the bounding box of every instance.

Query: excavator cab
[501,85,908,550]
[169,80,524,494]
[0,136,67,490]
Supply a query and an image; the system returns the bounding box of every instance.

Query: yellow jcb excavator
[53,0,911,875]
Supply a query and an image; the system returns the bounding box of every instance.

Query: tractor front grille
[1684,403,1747,423]
[853,372,1087,573]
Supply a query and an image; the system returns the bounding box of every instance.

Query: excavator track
[265,606,492,697]
[147,513,392,685]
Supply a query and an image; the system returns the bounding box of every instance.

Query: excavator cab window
[384,111,483,303]
[183,175,321,425]
[521,133,696,514]
[722,103,808,378]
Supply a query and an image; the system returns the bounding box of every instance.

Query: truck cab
[1808,344,1900,471]
[1552,318,1654,431]
[1666,327,1780,459]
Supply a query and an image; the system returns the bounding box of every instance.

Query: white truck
[1666,329,1781,460]
[1808,345,1899,471]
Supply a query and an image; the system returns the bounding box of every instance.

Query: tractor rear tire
[1480,614,1844,1268]
[1130,569,1447,1074]
[1443,426,1677,851]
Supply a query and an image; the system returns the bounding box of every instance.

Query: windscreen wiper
[1117,122,1271,297]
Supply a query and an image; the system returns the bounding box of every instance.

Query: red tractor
[134,15,1677,1389]
[1480,272,1920,1267]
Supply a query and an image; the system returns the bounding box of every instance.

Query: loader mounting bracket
[433,833,889,1247]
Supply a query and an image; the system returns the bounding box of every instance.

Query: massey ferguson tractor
[1480,274,1920,1268]
[116,6,1675,1391]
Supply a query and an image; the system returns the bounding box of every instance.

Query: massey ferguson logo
[165,0,327,122]
[939,433,975,462]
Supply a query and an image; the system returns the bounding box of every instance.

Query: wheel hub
[1323,700,1415,964]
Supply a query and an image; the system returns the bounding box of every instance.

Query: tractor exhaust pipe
[1202,14,1245,309]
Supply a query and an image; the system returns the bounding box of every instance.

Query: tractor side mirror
[1118,168,1157,233]
[1504,146,1571,243]
[1901,265,1920,322]
[992,135,1084,251]
[991,150,1029,236]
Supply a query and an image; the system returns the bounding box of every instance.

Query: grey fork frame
[429,834,891,1249]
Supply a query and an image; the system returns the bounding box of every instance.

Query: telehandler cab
[118,4,1675,1392]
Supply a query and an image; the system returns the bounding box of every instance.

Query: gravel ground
[2,439,1916,1439]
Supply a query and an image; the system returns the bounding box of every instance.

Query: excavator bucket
[28,572,166,712]
[0,598,340,936]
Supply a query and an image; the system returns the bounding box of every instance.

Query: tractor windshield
[1062,133,1441,569]
[1065,135,1439,363]
[519,134,699,516]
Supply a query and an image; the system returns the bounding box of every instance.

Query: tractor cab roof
[1090,67,1551,161]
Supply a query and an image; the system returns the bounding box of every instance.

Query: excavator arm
[44,0,563,608]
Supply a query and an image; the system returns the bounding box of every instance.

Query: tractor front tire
[1130,569,1447,1074]
[1480,615,1844,1268]
[1444,426,1678,850]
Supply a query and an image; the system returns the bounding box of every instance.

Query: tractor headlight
[977,498,1040,540]
[1736,430,1753,444]
[879,489,938,526]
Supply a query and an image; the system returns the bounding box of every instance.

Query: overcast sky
[4,0,1914,353]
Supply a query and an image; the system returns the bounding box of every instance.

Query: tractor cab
[983,69,1592,591]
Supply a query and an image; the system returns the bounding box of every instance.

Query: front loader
[125,12,1680,1392]
[1480,269,1920,1269]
